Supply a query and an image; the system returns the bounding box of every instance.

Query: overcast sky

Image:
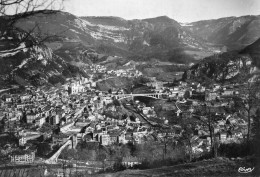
[64,0,260,22]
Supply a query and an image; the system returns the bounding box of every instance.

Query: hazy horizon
[64,0,260,23]
[74,13,260,23]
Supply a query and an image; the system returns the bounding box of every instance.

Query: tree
[252,108,260,143]
[183,91,191,99]
[204,104,218,158]
[129,115,136,122]
[113,99,121,107]
[193,103,218,158]
[39,122,54,134]
[37,142,51,156]
[252,108,260,175]
[234,81,260,141]
[0,116,6,133]
[180,116,196,162]
[0,0,65,54]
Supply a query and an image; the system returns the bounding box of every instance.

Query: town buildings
[0,61,249,173]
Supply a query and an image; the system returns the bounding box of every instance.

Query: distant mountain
[14,11,212,64]
[184,15,260,50]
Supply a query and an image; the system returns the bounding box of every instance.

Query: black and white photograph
[0,0,260,176]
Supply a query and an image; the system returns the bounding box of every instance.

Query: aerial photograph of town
[0,0,260,176]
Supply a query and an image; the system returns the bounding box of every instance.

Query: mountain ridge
[184,15,260,50]
[12,10,213,64]
[1,10,260,88]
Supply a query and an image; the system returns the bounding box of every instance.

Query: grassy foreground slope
[94,157,257,177]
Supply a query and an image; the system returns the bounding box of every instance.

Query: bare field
[156,72,183,82]
[184,50,214,60]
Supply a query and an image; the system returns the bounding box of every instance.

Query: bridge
[45,140,72,164]
[114,93,166,100]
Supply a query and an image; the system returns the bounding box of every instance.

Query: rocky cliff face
[183,37,260,84]
[0,28,87,89]
[183,52,254,83]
